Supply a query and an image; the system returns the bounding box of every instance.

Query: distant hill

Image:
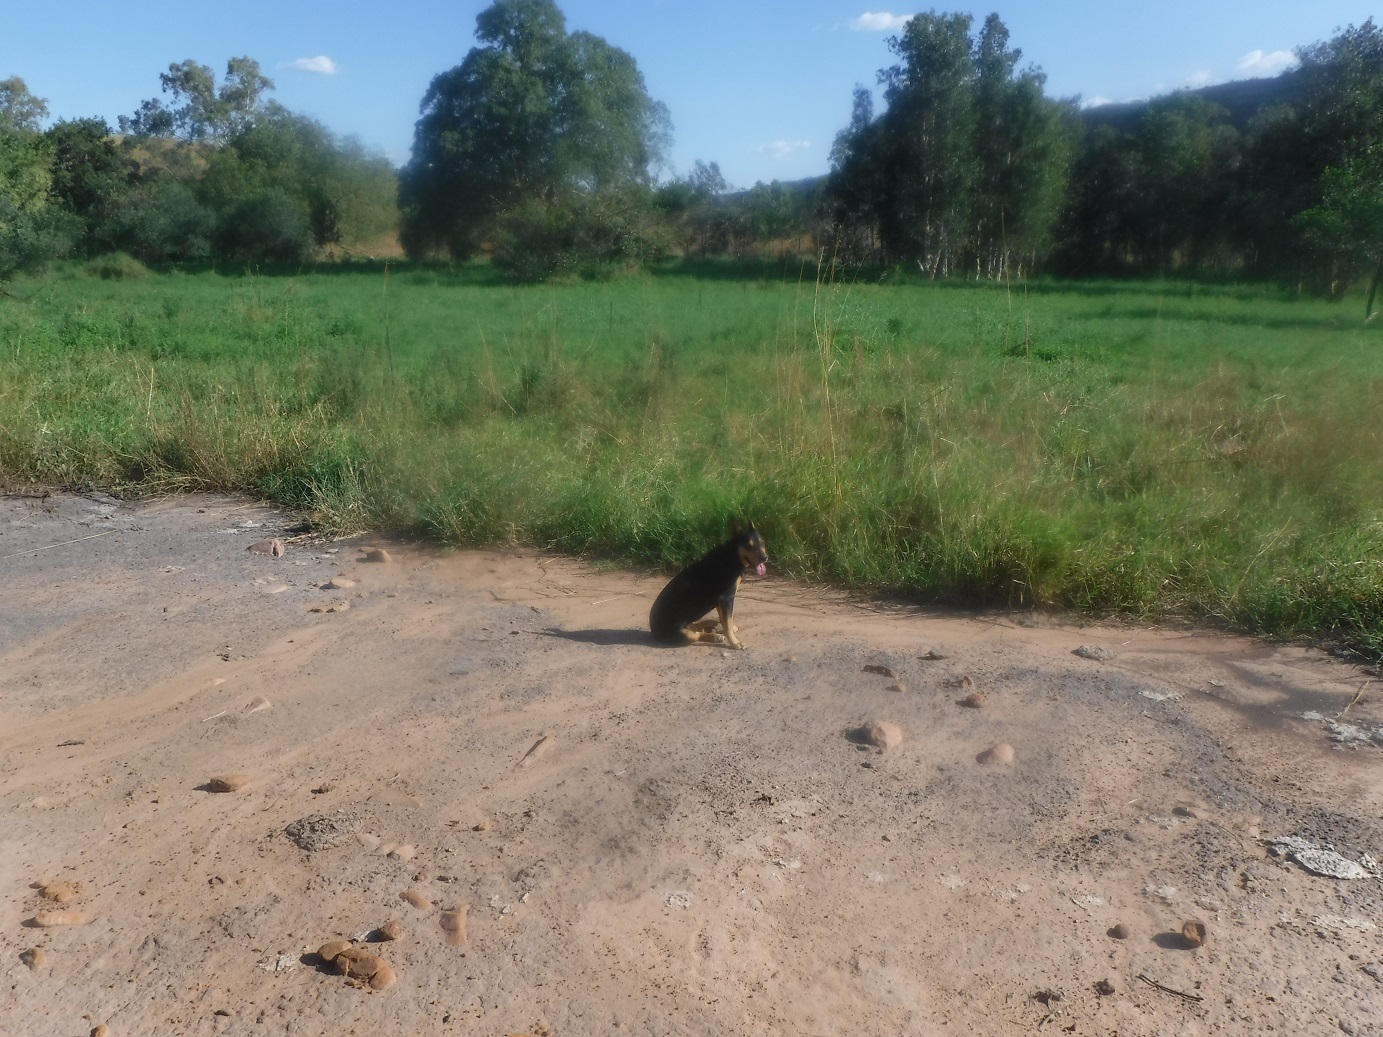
[1080,70,1304,132]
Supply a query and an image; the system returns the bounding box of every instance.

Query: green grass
[3,258,1383,658]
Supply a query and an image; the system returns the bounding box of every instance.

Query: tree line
[0,59,397,278]
[3,0,1382,298]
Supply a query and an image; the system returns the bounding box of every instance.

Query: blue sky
[2,2,1376,187]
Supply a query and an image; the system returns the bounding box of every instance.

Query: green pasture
[3,258,1382,658]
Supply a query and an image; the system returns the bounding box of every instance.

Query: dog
[649,521,768,649]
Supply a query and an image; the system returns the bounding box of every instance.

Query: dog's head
[731,520,768,577]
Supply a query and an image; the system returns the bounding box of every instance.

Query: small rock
[333,946,396,990]
[363,548,392,563]
[377,920,405,941]
[1094,978,1116,996]
[285,811,360,852]
[1182,919,1208,949]
[958,675,974,690]
[886,682,906,693]
[207,774,250,793]
[920,650,946,660]
[19,947,48,969]
[439,904,469,946]
[318,939,353,961]
[1108,923,1131,939]
[1269,836,1370,880]
[311,782,333,795]
[91,1026,110,1037]
[31,910,86,927]
[472,819,493,832]
[324,578,356,590]
[976,742,1015,765]
[244,696,272,714]
[248,539,285,558]
[1074,644,1115,661]
[863,664,898,679]
[401,889,432,911]
[38,881,79,904]
[388,844,416,861]
[959,692,987,708]
[1172,804,1198,819]
[852,720,903,750]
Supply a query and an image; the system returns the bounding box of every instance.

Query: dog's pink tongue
[756,562,767,577]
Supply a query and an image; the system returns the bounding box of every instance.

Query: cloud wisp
[283,56,340,75]
[1235,49,1296,75]
[849,12,913,32]
[757,139,811,159]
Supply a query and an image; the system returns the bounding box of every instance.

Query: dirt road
[2,492,1381,1036]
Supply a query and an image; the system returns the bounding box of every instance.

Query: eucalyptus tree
[970,14,1075,278]
[826,12,1072,276]
[121,58,275,145]
[0,76,48,134]
[875,11,979,273]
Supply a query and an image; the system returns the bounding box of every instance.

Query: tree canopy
[827,12,1075,276]
[399,0,670,262]
[120,58,275,145]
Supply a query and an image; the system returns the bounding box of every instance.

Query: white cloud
[756,139,811,159]
[849,12,913,31]
[1080,95,1115,109]
[1235,49,1296,75]
[1185,70,1213,88]
[283,56,340,75]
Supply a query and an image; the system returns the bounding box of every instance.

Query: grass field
[3,257,1382,658]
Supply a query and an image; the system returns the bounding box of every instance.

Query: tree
[398,0,670,261]
[106,177,213,262]
[876,12,979,273]
[121,57,274,145]
[0,79,77,277]
[1297,147,1383,312]
[44,118,137,253]
[655,159,732,254]
[828,86,885,259]
[0,76,48,134]
[825,13,1072,275]
[969,15,1075,278]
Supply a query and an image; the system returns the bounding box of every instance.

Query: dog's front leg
[717,600,743,649]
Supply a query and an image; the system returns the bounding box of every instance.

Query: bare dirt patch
[2,492,1382,1035]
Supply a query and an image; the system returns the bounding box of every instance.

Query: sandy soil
[2,491,1382,1037]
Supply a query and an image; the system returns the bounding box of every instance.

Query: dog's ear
[730,518,743,535]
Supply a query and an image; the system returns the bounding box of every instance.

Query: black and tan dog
[649,521,768,649]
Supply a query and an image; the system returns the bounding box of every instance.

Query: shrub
[0,197,80,279]
[491,191,674,282]
[108,179,214,263]
[214,188,313,264]
[82,251,150,279]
